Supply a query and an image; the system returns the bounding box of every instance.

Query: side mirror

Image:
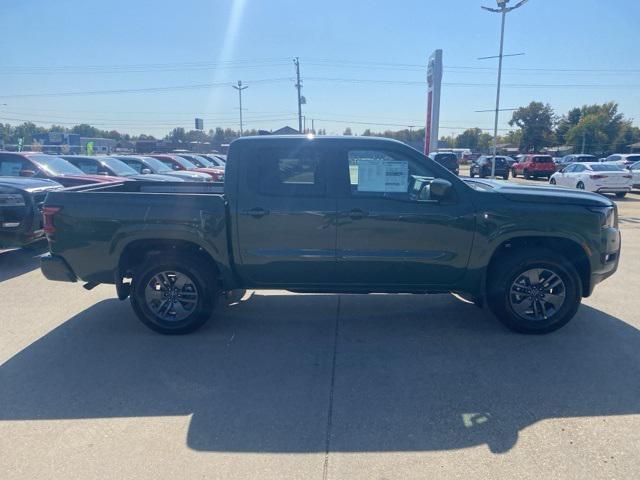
[429,179,454,202]
[141,168,152,175]
[19,169,36,177]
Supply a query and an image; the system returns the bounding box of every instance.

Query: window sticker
[357,159,409,193]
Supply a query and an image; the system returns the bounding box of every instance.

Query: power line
[0,78,293,98]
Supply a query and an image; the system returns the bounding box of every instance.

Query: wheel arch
[116,238,226,299]
[486,236,591,298]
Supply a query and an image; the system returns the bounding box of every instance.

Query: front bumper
[587,226,621,295]
[41,254,78,283]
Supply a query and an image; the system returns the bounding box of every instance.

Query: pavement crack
[322,295,341,480]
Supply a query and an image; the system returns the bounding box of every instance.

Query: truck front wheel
[487,248,582,334]
[130,255,217,334]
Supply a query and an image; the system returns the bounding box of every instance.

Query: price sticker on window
[357,159,408,193]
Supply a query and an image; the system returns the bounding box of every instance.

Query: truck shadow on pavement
[1,293,639,455]
[0,244,47,283]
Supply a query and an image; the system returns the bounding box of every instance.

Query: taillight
[43,206,62,234]
[590,174,607,180]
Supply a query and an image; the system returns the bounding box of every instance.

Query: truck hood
[469,179,613,207]
[0,176,63,193]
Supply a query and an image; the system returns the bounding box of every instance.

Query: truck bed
[44,181,231,285]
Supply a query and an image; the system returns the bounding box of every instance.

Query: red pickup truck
[512,155,556,180]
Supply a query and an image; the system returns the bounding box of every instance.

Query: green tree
[508,102,555,152]
[563,102,630,154]
[455,128,483,150]
[343,127,353,136]
[478,132,494,152]
[165,127,187,144]
[70,124,102,137]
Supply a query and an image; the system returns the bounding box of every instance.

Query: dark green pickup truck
[41,136,621,334]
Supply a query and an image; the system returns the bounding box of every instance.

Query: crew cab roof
[231,135,408,147]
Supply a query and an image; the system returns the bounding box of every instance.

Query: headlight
[588,206,617,229]
[0,193,26,207]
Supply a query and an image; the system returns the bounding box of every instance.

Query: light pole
[232,81,248,136]
[482,0,529,178]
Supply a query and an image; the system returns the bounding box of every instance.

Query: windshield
[170,156,198,169]
[141,157,174,173]
[29,155,86,176]
[99,157,138,176]
[590,164,625,172]
[179,155,214,168]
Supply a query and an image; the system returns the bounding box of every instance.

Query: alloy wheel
[144,271,199,322]
[509,268,566,322]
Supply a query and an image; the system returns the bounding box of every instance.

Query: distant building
[272,126,300,135]
[135,139,168,154]
[80,137,117,154]
[33,132,81,154]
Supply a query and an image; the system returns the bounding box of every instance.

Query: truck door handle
[348,209,367,220]
[243,207,270,218]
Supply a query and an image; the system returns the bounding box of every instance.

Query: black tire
[511,168,517,178]
[524,170,531,180]
[479,170,487,179]
[130,254,218,334]
[615,192,627,199]
[502,172,509,180]
[577,181,585,190]
[470,171,475,178]
[487,248,582,334]
[550,178,556,185]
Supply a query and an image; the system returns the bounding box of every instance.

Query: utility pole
[232,81,248,136]
[482,0,530,178]
[294,57,304,133]
[311,119,315,134]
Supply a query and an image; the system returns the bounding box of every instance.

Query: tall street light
[482,0,530,178]
[232,81,248,136]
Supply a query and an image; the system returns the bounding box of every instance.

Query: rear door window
[256,147,326,197]
[0,154,28,176]
[74,160,100,175]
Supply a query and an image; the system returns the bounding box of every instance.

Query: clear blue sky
[1,0,639,137]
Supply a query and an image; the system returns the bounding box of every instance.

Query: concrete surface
[1,187,640,480]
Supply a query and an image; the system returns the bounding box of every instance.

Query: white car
[603,153,640,167]
[549,162,633,198]
[629,161,640,189]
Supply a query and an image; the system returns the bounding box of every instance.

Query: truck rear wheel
[487,248,582,334]
[130,254,217,334]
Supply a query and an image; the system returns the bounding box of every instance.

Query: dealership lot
[1,186,640,479]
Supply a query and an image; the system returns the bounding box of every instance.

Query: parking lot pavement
[1,191,640,480]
